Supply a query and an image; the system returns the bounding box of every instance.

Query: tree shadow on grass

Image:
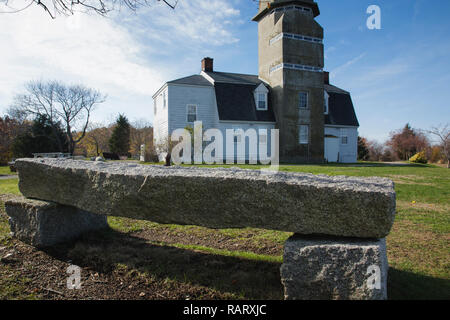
[39,228,450,300]
[388,267,450,300]
[42,227,284,300]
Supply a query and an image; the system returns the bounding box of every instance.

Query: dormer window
[254,83,269,111]
[257,93,267,110]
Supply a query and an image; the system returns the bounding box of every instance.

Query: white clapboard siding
[167,84,219,134]
[324,125,358,163]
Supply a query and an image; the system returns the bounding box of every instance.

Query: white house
[152,58,359,163]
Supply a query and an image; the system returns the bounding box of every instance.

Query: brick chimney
[202,57,214,72]
[324,71,330,85]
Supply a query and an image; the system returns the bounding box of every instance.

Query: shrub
[409,151,427,164]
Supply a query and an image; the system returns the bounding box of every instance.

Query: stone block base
[280,234,388,300]
[4,195,108,247]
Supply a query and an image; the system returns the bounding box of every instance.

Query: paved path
[0,175,18,180]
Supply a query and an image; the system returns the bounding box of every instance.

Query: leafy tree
[409,151,427,164]
[429,146,444,164]
[76,123,113,157]
[387,123,428,160]
[12,114,68,158]
[109,114,130,156]
[0,116,29,164]
[357,136,369,161]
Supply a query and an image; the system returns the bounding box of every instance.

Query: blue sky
[1,0,449,142]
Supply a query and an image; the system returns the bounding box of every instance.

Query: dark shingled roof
[325,84,359,127]
[214,82,276,122]
[204,71,261,85]
[164,72,358,126]
[167,75,213,86]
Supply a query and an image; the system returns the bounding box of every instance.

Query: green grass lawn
[0,162,449,300]
[0,166,16,176]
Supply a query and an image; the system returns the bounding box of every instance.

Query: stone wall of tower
[256,1,324,163]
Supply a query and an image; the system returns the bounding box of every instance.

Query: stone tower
[253,0,324,163]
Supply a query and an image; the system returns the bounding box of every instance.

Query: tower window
[299,92,308,109]
[299,125,309,144]
[187,104,197,123]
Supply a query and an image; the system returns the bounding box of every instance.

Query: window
[154,100,157,116]
[299,92,308,109]
[187,104,197,123]
[341,128,348,145]
[257,93,267,110]
[324,91,329,114]
[254,84,268,111]
[299,125,309,144]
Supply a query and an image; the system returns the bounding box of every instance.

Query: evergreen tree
[12,114,68,158]
[109,114,131,156]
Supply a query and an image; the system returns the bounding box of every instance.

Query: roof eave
[252,0,320,22]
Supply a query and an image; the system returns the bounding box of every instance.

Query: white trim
[324,124,359,129]
[270,32,323,46]
[254,83,269,111]
[270,63,323,74]
[257,77,271,86]
[271,5,313,16]
[169,83,212,89]
[219,120,276,124]
[152,83,168,99]
[200,71,216,85]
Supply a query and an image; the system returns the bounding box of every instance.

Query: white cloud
[0,7,166,99]
[129,0,241,46]
[0,0,242,124]
[330,53,366,78]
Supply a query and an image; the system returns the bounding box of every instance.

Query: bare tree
[366,140,384,162]
[426,124,450,168]
[130,119,153,157]
[9,80,105,155]
[0,0,178,18]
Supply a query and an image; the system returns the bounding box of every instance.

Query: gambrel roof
[162,72,358,127]
[325,84,359,127]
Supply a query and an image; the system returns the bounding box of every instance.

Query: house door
[325,136,339,162]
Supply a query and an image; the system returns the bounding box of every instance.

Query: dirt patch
[0,225,284,300]
[132,226,285,257]
[0,238,240,300]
